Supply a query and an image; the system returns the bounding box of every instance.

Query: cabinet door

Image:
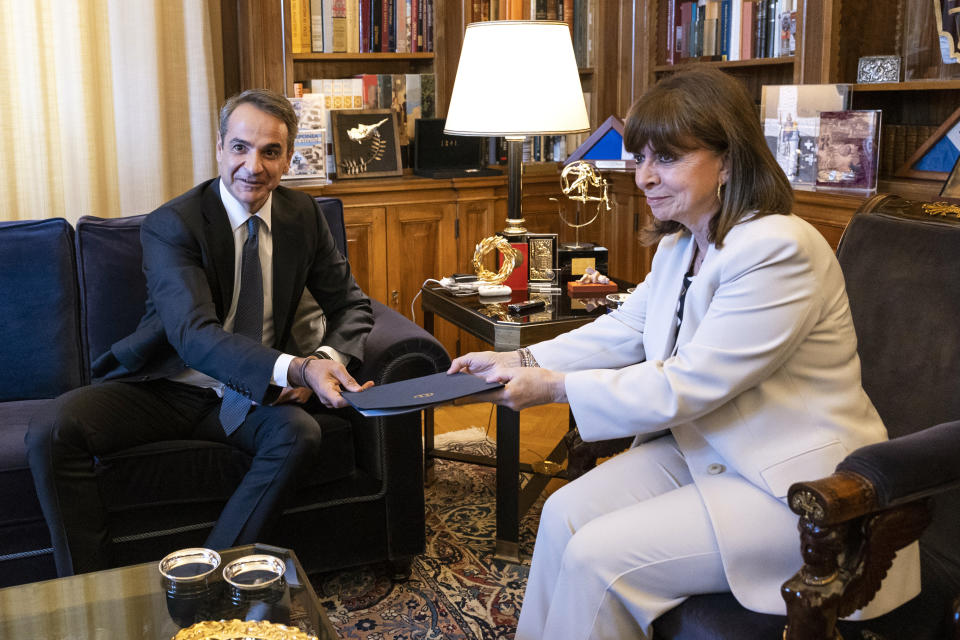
[456,198,499,356]
[386,202,458,354]
[603,172,652,285]
[343,206,388,304]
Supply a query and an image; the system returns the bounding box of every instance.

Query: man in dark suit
[26,89,375,576]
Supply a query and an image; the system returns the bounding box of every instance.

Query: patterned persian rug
[311,427,544,639]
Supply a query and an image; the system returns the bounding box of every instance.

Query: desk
[420,284,620,561]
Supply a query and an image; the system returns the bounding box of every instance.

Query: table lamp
[444,21,590,237]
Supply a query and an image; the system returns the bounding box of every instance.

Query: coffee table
[0,543,338,639]
[421,283,626,561]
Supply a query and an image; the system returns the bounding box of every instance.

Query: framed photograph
[815,110,882,192]
[760,84,851,187]
[526,233,558,285]
[330,109,402,179]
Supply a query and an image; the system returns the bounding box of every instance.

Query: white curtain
[0,0,224,223]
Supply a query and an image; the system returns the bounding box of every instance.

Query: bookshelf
[642,0,960,201]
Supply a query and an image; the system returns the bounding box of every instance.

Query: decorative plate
[171,619,318,640]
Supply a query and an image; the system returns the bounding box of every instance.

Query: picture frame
[940,154,960,201]
[526,233,558,285]
[894,104,960,181]
[330,109,403,179]
[815,110,882,192]
[760,84,851,187]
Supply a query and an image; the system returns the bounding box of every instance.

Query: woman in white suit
[448,67,920,639]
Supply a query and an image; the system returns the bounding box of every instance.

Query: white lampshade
[444,21,590,137]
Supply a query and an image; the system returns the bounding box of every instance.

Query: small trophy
[551,161,612,284]
[552,161,612,250]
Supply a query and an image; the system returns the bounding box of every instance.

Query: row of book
[469,0,593,68]
[880,124,940,179]
[300,73,436,144]
[664,0,796,64]
[290,0,434,54]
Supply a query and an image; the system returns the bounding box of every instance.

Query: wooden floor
[432,401,571,465]
[431,400,573,496]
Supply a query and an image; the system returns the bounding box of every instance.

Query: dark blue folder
[342,372,503,416]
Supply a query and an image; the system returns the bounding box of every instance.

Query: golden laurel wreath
[171,619,318,640]
[472,235,520,284]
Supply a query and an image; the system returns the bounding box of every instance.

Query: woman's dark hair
[624,66,792,246]
[219,89,299,156]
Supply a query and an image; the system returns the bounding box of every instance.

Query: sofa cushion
[0,219,84,400]
[75,215,148,367]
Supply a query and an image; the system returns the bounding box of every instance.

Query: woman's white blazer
[528,213,920,618]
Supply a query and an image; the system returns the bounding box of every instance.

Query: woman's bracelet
[517,347,539,368]
[296,355,319,387]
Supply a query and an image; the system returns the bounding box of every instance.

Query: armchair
[570,195,960,639]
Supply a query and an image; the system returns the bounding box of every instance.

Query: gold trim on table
[172,619,318,640]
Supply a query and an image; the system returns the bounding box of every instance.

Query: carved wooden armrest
[780,471,932,640]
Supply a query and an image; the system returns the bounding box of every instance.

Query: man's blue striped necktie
[218,216,263,434]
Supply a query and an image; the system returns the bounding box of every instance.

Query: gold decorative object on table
[172,619,318,640]
[922,201,960,217]
[552,160,612,249]
[472,235,521,284]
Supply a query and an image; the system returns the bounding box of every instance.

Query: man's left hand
[271,386,313,405]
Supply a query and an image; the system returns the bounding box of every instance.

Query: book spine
[359,0,370,52]
[310,0,324,52]
[765,0,776,57]
[323,0,335,52]
[755,0,766,58]
[680,1,693,59]
[665,0,677,65]
[740,1,754,60]
[574,0,587,67]
[728,0,741,61]
[411,0,418,51]
[346,0,359,53]
[426,0,433,51]
[703,0,718,57]
[719,0,730,60]
[387,0,396,50]
[562,0,573,35]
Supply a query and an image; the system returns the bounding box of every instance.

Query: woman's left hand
[472,366,568,411]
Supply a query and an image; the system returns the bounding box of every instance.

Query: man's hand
[447,350,521,376]
[271,386,313,405]
[288,356,374,409]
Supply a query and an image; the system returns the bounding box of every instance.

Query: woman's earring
[716,182,724,203]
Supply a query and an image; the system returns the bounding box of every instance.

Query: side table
[420,284,620,561]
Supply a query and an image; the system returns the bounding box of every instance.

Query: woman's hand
[481,366,568,411]
[449,350,567,411]
[447,350,521,376]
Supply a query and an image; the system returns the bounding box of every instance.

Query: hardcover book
[815,110,882,192]
[284,94,328,183]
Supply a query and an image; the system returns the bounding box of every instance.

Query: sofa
[0,197,450,588]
